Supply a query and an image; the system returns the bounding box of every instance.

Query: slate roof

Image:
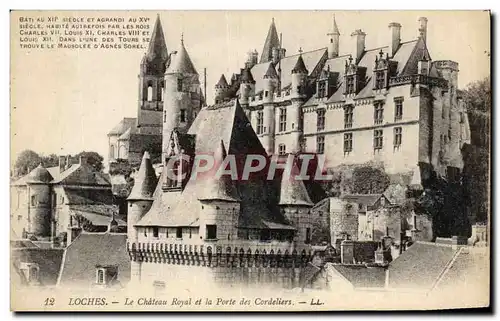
[25,164,53,184]
[215,74,229,87]
[51,163,111,186]
[146,15,168,63]
[251,48,327,94]
[11,248,64,287]
[279,162,313,206]
[57,233,130,287]
[166,40,198,75]
[388,241,459,290]
[264,63,279,79]
[108,118,136,136]
[64,187,115,205]
[292,55,308,74]
[70,209,125,226]
[127,152,158,201]
[341,194,386,207]
[328,264,386,288]
[260,19,280,63]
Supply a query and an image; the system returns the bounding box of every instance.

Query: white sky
[10,10,490,166]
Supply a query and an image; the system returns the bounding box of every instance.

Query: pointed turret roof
[279,162,313,206]
[197,139,240,202]
[26,163,53,184]
[330,15,340,35]
[215,74,229,88]
[127,152,158,201]
[241,67,255,84]
[166,37,198,75]
[146,15,168,62]
[260,18,280,63]
[264,63,279,79]
[292,54,308,74]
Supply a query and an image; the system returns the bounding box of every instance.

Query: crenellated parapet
[127,242,314,268]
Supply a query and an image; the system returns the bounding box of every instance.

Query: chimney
[340,239,354,264]
[351,29,366,63]
[79,155,87,165]
[388,22,401,57]
[58,155,66,173]
[418,17,428,43]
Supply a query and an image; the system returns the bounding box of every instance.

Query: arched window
[29,266,39,282]
[147,85,153,101]
[96,269,105,284]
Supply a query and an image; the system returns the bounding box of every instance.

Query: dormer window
[95,265,118,287]
[346,76,355,94]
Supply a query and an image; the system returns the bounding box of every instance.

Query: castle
[122,14,472,289]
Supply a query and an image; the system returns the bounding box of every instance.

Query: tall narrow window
[147,85,153,101]
[316,136,325,154]
[305,228,311,244]
[394,127,402,149]
[344,133,353,154]
[256,110,264,134]
[374,102,384,125]
[176,227,182,239]
[318,81,327,98]
[163,110,166,123]
[177,78,183,91]
[375,71,386,90]
[153,227,159,238]
[96,269,105,285]
[160,82,165,101]
[317,109,326,131]
[394,97,404,121]
[206,225,217,240]
[29,266,39,283]
[344,105,354,129]
[278,144,286,156]
[374,130,384,150]
[346,76,355,94]
[30,195,36,206]
[109,145,115,160]
[279,108,287,132]
[180,109,186,123]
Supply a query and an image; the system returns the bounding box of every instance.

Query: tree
[41,153,59,168]
[13,150,40,178]
[352,166,390,194]
[75,151,104,172]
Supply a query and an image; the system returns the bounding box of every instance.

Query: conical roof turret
[197,139,240,202]
[166,36,198,75]
[241,67,255,84]
[279,162,313,206]
[260,18,280,63]
[264,63,279,79]
[127,152,158,201]
[215,74,229,88]
[26,163,53,184]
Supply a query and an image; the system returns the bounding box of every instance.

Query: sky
[10,10,490,168]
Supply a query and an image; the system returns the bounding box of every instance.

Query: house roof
[279,162,313,206]
[341,194,386,207]
[166,40,198,75]
[64,187,115,205]
[328,263,386,288]
[108,118,136,136]
[70,209,125,227]
[50,163,111,186]
[11,248,64,287]
[57,233,130,287]
[388,241,459,291]
[137,99,298,230]
[127,152,158,201]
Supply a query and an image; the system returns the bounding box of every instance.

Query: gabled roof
[279,162,313,206]
[26,164,53,184]
[327,264,386,288]
[260,18,280,63]
[11,248,64,287]
[57,233,130,287]
[215,74,229,88]
[64,187,115,205]
[146,15,168,63]
[52,163,111,186]
[108,118,136,136]
[388,242,459,291]
[127,152,158,201]
[292,55,308,74]
[166,39,198,75]
[341,194,387,207]
[118,128,131,141]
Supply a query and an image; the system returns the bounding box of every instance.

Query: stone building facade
[214,16,470,180]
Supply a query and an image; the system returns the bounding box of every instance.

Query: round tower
[327,15,340,59]
[127,152,158,242]
[291,53,308,99]
[262,63,279,155]
[214,74,229,104]
[26,164,53,237]
[290,53,308,153]
[239,67,256,106]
